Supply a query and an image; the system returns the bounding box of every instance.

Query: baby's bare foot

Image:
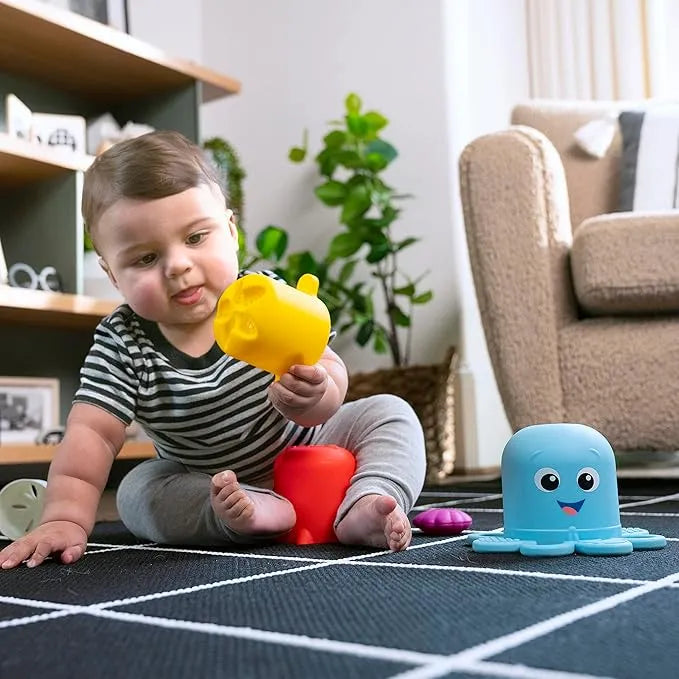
[335,494,411,551]
[210,470,295,536]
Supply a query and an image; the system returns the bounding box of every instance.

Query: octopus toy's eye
[534,467,560,492]
[577,467,600,492]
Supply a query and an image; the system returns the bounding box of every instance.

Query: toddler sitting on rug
[0,131,425,570]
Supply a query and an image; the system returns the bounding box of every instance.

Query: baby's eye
[187,232,207,245]
[135,253,156,266]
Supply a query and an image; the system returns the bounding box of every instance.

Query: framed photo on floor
[0,377,60,445]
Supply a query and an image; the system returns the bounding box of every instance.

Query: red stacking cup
[273,444,356,545]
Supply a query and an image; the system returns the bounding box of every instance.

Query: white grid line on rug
[0,594,625,679]
[386,569,679,679]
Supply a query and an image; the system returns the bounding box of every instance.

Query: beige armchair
[459,100,679,452]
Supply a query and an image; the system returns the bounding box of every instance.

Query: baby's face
[95,184,239,332]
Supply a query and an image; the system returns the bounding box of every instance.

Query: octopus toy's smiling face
[501,423,621,532]
[531,450,601,519]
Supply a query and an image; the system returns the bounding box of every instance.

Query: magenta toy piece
[413,508,473,535]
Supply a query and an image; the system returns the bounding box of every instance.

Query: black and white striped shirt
[74,274,320,480]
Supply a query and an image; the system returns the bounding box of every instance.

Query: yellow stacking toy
[214,273,331,380]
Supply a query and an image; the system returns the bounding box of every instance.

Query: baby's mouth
[557,499,585,516]
[173,286,202,305]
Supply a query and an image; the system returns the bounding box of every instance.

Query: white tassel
[573,113,618,159]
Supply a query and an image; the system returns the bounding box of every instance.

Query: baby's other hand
[268,363,328,420]
[0,520,87,570]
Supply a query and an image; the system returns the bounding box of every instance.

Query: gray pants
[116,394,426,545]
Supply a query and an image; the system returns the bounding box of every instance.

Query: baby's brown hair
[82,130,223,245]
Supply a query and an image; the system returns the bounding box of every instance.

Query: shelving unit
[0,132,93,185]
[0,286,116,329]
[0,0,240,459]
[0,0,240,103]
[0,441,155,464]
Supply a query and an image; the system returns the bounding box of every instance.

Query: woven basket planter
[345,348,457,485]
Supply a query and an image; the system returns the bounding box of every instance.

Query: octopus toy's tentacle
[574,538,633,556]
[621,528,667,549]
[519,541,576,557]
[470,535,523,553]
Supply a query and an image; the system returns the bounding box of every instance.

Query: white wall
[443,0,530,468]
[130,0,531,469]
[199,0,457,374]
[126,0,203,62]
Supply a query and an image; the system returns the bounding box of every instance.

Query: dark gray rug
[0,477,677,679]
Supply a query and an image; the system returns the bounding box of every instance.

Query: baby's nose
[165,250,192,277]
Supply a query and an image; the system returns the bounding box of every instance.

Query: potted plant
[248,94,455,481]
[249,93,433,368]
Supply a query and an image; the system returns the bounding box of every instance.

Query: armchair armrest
[459,126,578,429]
[572,212,679,314]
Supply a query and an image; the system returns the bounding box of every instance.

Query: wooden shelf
[0,133,93,186]
[0,440,155,464]
[0,0,240,103]
[0,286,117,329]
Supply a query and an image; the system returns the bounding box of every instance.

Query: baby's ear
[99,258,119,288]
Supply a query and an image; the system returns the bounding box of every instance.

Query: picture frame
[37,0,128,32]
[0,234,7,286]
[0,377,60,445]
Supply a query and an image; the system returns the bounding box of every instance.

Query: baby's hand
[0,520,87,569]
[268,363,329,421]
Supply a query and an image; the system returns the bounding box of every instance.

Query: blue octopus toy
[468,423,666,556]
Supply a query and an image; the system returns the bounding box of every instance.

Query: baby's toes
[211,470,236,495]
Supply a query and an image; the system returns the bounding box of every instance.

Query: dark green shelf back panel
[0,172,80,294]
[0,72,200,143]
[0,71,102,129]
[110,82,200,141]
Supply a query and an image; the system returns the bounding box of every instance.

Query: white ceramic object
[0,479,47,540]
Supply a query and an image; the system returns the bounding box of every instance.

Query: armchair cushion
[571,213,679,314]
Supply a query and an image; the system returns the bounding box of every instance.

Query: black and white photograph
[0,377,59,445]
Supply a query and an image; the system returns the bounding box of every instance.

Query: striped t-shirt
[74,274,320,481]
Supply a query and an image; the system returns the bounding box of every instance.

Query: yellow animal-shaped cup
[214,273,331,380]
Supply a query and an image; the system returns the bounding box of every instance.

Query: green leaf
[365,139,398,164]
[395,236,418,252]
[390,305,411,327]
[365,153,388,172]
[323,130,346,148]
[364,111,388,132]
[288,147,306,162]
[372,330,389,354]
[336,150,364,169]
[394,283,415,296]
[314,180,347,206]
[315,148,339,177]
[345,93,362,114]
[412,291,433,304]
[340,183,372,223]
[346,113,369,137]
[329,232,364,258]
[339,260,358,283]
[356,320,374,346]
[366,241,391,263]
[256,225,288,261]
